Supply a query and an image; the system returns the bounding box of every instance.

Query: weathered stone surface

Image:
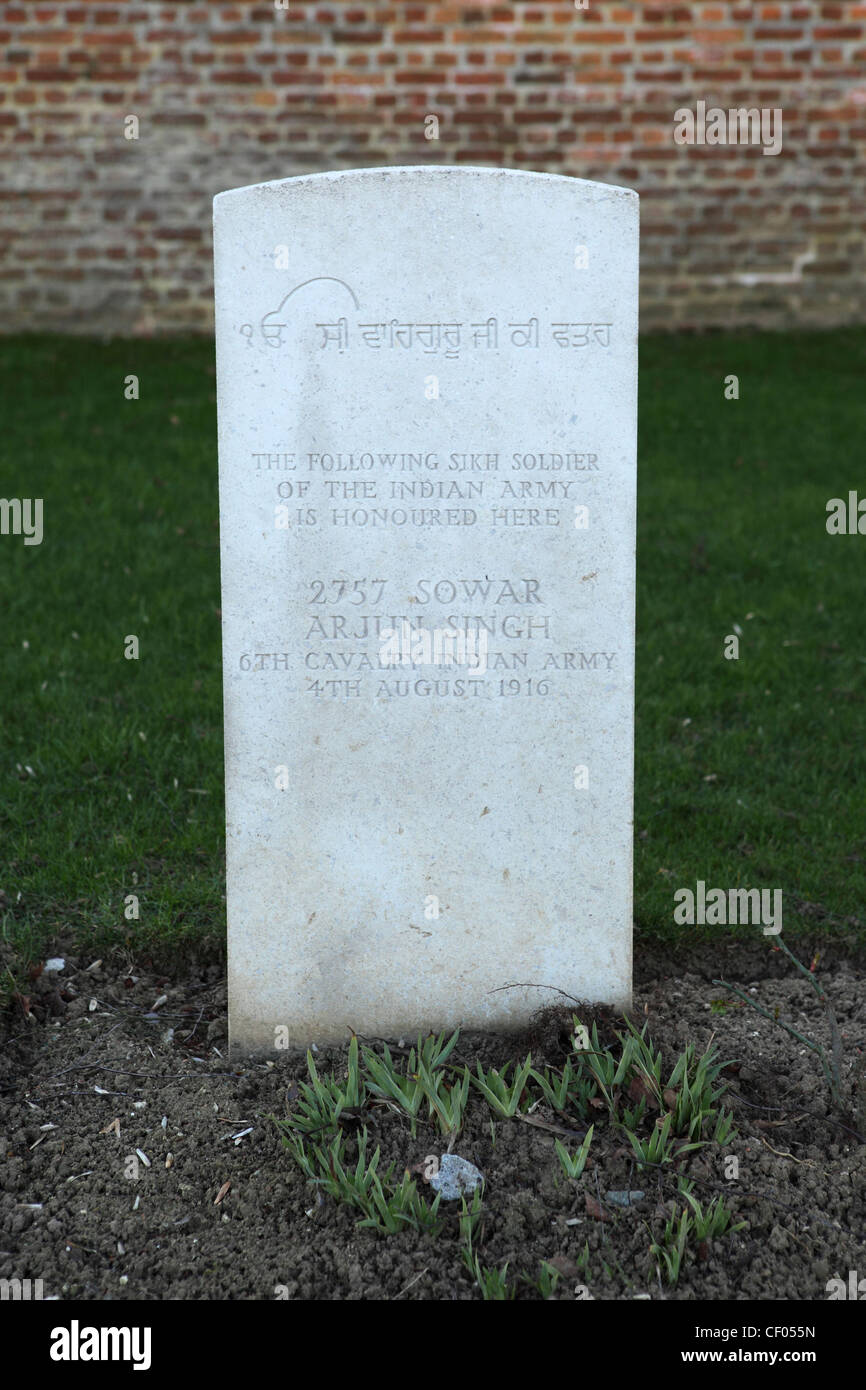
[214,167,638,1050]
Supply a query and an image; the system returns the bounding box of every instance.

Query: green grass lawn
[1,330,864,977]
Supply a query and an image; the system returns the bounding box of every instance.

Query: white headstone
[214,167,638,1051]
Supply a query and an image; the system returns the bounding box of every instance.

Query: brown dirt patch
[1,940,864,1300]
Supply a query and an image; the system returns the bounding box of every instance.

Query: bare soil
[1,939,864,1301]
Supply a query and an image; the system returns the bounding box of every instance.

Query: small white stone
[428,1154,484,1201]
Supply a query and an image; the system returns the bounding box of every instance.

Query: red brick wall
[2,1,865,334]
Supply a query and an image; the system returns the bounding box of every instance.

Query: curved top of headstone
[214,164,638,208]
